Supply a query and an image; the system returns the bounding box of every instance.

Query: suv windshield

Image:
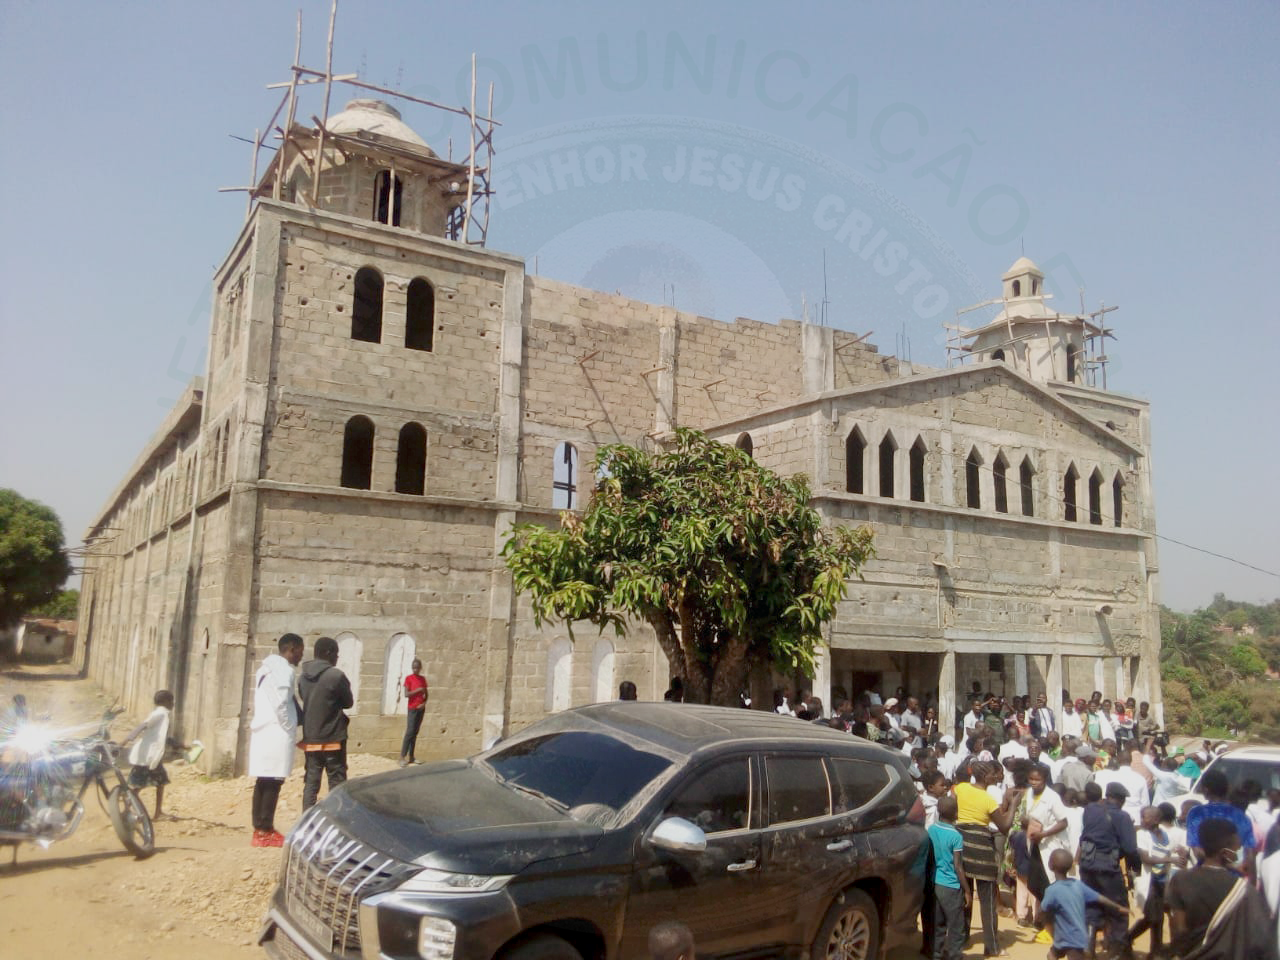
[485,731,672,822]
[1201,756,1280,793]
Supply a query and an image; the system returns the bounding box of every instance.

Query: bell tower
[950,257,1115,386]
[258,99,472,239]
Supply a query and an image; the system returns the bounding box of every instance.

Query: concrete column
[1047,652,1063,713]
[938,648,957,740]
[1093,658,1105,698]
[814,643,831,719]
[1014,654,1029,698]
[1114,657,1128,701]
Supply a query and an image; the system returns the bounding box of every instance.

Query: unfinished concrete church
[76,98,1162,774]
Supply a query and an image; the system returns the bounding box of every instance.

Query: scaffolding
[946,292,1118,389]
[220,2,499,246]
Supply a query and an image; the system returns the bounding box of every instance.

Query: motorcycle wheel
[107,786,155,859]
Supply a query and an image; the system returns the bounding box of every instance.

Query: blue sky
[1,1,1276,610]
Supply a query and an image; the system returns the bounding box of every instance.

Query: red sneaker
[264,831,285,847]
[251,829,270,847]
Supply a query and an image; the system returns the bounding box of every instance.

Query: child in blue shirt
[1039,849,1127,960]
[927,794,970,960]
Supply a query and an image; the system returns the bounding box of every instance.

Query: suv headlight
[398,869,513,895]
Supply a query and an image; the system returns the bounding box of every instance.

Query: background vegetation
[1160,594,1279,741]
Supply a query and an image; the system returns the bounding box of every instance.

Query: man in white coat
[249,633,305,847]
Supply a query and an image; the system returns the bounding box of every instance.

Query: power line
[871,440,1280,581]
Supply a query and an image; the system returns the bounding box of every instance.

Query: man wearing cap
[883,697,902,733]
[1079,781,1141,956]
[1059,743,1096,795]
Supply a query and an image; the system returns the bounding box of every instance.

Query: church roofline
[84,378,204,538]
[702,360,1145,457]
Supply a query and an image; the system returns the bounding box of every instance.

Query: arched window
[395,422,427,496]
[991,348,1005,361]
[1088,469,1104,525]
[382,633,416,715]
[591,637,615,704]
[1112,473,1125,527]
[735,432,753,457]
[1032,279,1039,295]
[845,427,866,494]
[546,637,573,712]
[405,277,435,351]
[351,267,384,343]
[1065,344,1078,383]
[552,441,579,509]
[374,170,403,226]
[1012,280,1021,297]
[993,452,1009,514]
[878,433,897,498]
[1063,464,1079,522]
[341,416,375,489]
[1019,456,1035,517]
[909,436,927,503]
[336,632,362,715]
[965,447,983,509]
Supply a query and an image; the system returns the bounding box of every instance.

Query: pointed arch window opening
[1063,464,1079,522]
[845,427,866,495]
[878,434,897,498]
[351,266,384,343]
[374,169,403,227]
[993,453,1009,514]
[341,416,375,490]
[1065,344,1078,383]
[395,422,427,496]
[1019,457,1035,517]
[553,441,579,509]
[1112,473,1125,528]
[1012,280,1021,297]
[965,448,982,509]
[1088,470,1104,525]
[735,432,754,458]
[909,437,927,503]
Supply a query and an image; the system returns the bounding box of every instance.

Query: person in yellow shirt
[953,760,1023,958]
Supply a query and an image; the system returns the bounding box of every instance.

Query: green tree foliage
[28,588,79,620]
[503,429,875,705]
[0,489,72,628]
[1160,594,1279,741]
[1227,643,1266,679]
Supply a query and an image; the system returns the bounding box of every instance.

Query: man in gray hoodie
[298,635,354,810]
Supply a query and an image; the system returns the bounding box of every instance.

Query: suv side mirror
[650,817,707,854]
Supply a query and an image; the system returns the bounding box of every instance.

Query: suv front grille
[283,811,408,954]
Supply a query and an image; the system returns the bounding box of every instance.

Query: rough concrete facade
[76,101,1161,774]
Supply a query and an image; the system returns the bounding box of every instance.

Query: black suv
[260,703,927,960]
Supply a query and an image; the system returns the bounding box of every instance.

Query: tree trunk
[706,634,749,706]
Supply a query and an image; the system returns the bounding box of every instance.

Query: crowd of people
[767,681,1279,960]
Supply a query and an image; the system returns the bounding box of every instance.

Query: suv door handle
[726,859,758,872]
[826,839,852,852]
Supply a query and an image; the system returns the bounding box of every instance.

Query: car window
[828,758,893,814]
[485,731,672,818]
[663,758,752,834]
[765,755,831,825]
[1205,756,1280,793]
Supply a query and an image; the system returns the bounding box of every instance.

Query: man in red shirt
[400,659,428,766]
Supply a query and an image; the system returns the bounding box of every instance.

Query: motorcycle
[0,704,154,860]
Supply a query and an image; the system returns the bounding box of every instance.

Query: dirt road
[0,664,394,960]
[1,664,1144,960]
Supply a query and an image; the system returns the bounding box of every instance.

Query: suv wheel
[812,888,879,960]
[501,933,584,960]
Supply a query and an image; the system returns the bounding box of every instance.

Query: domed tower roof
[325,99,437,157]
[1002,256,1044,281]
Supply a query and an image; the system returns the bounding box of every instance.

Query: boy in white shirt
[120,689,175,819]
